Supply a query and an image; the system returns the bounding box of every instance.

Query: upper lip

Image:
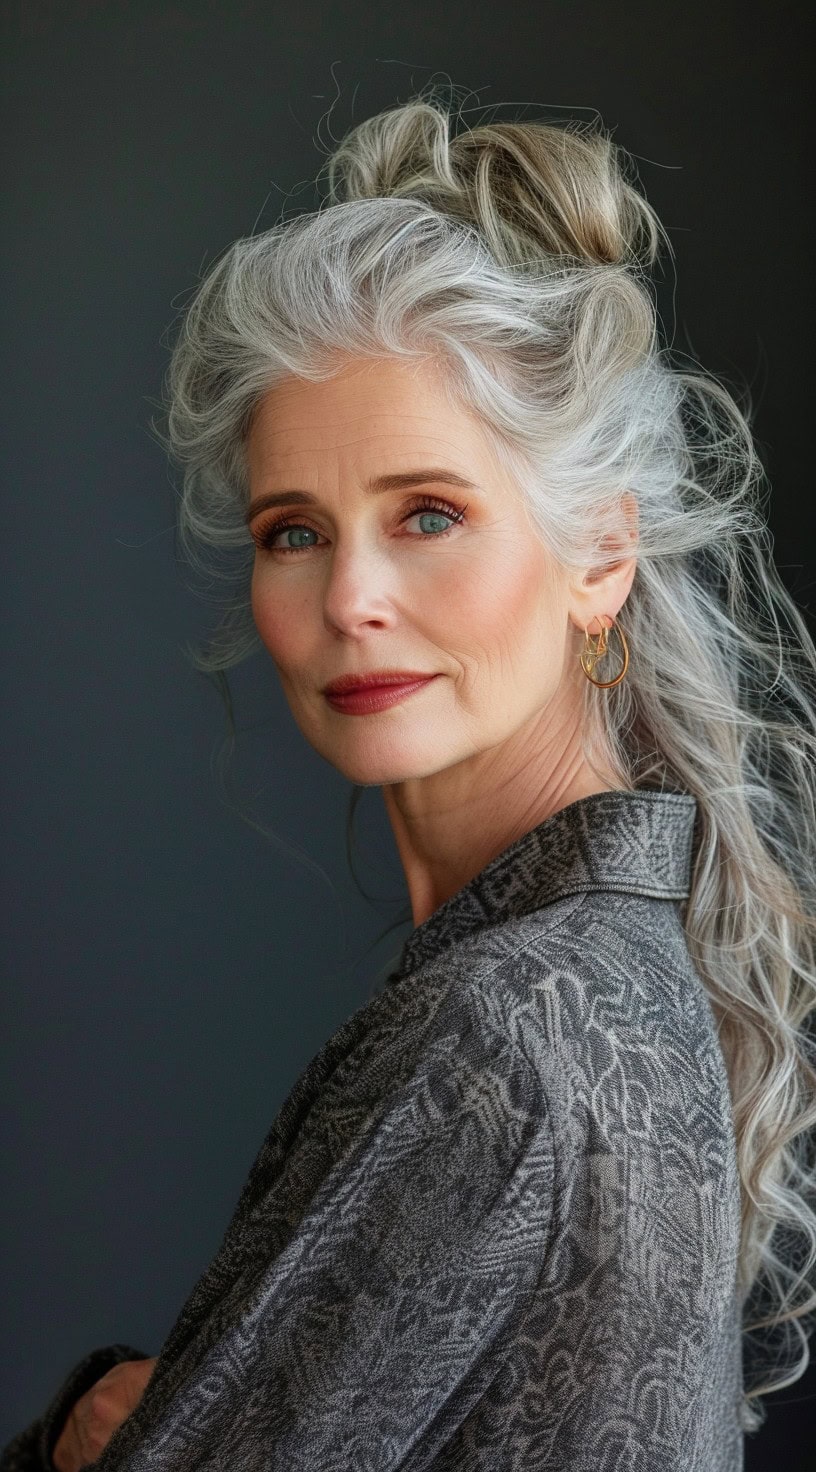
[323,669,437,696]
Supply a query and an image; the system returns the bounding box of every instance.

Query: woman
[4,86,816,1471]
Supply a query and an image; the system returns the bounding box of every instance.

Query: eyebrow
[243,468,480,527]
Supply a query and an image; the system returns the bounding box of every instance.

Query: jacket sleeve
[0,1344,151,1472]
[98,1004,555,1472]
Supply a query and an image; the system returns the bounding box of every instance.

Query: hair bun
[320,89,666,274]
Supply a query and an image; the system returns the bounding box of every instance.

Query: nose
[320,536,401,638]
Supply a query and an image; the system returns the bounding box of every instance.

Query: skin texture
[246,353,638,929]
[52,1358,158,1472]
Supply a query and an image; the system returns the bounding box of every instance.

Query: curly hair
[152,82,816,1434]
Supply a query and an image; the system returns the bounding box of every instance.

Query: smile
[323,675,439,715]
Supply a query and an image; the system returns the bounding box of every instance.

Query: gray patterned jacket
[1,789,745,1470]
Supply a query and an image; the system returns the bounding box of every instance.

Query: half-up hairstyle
[154,83,816,1434]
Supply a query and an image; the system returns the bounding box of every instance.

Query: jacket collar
[394,788,699,977]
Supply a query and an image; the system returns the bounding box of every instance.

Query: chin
[332,753,438,787]
[316,732,447,787]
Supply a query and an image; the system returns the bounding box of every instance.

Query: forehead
[246,355,494,475]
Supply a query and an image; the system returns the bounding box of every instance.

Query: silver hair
[153,86,816,1432]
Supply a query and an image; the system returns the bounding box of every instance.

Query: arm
[0,1345,150,1472]
[92,1000,555,1471]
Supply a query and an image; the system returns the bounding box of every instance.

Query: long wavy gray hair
[153,85,816,1433]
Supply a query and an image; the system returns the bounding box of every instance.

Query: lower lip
[324,676,438,714]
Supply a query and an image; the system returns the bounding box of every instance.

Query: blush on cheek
[252,586,318,679]
[251,588,289,654]
[444,553,549,640]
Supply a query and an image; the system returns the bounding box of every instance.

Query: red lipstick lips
[323,669,437,696]
[323,671,439,715]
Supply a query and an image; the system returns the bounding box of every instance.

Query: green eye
[252,494,468,555]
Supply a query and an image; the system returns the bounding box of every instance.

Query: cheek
[251,573,274,645]
[439,543,560,655]
[251,571,308,665]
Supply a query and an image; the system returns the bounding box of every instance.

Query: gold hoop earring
[580,613,629,688]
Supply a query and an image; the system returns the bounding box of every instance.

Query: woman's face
[246,354,584,789]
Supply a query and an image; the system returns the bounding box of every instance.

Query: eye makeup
[250,493,469,555]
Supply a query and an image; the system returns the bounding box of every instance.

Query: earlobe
[568,545,638,639]
[583,611,612,639]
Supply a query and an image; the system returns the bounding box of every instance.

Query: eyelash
[250,494,469,555]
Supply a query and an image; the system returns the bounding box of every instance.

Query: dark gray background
[2,1,813,1463]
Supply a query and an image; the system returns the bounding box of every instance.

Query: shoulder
[454,889,735,1160]
[358,886,706,1108]
[474,886,711,1049]
[468,892,742,1311]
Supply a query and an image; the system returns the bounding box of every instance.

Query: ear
[567,491,638,638]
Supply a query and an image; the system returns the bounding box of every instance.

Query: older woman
[5,86,816,1472]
